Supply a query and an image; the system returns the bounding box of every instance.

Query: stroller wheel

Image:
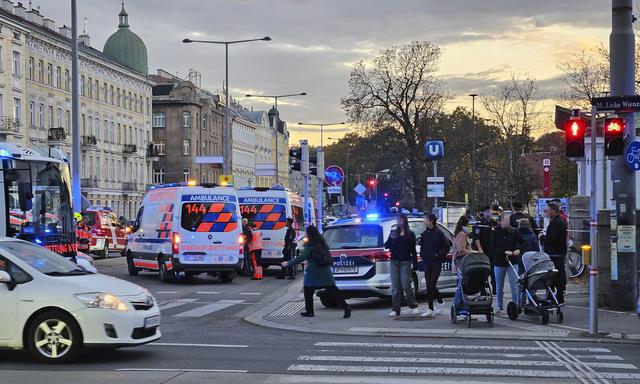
[507,301,519,321]
[450,305,457,324]
[541,311,550,325]
[557,310,564,324]
[486,313,494,327]
[466,314,472,328]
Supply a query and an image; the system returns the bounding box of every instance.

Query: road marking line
[196,291,220,294]
[287,365,640,379]
[536,341,591,384]
[159,298,198,311]
[155,291,178,294]
[239,292,262,295]
[311,349,624,361]
[549,341,619,384]
[117,368,248,373]
[174,299,244,317]
[313,342,611,353]
[565,304,636,316]
[149,342,247,348]
[296,355,636,370]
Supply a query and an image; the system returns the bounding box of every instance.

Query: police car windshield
[323,224,383,249]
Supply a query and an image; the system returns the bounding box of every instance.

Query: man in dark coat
[540,202,568,303]
[278,218,297,280]
[510,202,538,234]
[473,205,497,292]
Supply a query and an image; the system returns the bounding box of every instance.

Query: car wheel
[99,241,109,259]
[27,310,82,364]
[158,256,174,283]
[219,272,234,283]
[319,292,339,308]
[126,252,138,276]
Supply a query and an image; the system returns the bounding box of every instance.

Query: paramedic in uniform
[279,218,297,280]
[248,222,264,280]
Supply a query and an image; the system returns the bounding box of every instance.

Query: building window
[55,66,61,88]
[65,110,70,134]
[48,106,53,128]
[13,98,21,123]
[103,83,107,101]
[182,139,190,155]
[37,60,43,82]
[183,111,191,128]
[94,80,99,100]
[80,75,85,96]
[38,103,44,128]
[153,140,165,155]
[29,101,35,127]
[110,86,114,104]
[56,108,62,127]
[128,91,132,110]
[145,97,150,115]
[95,118,100,140]
[87,77,92,98]
[12,51,20,76]
[183,168,190,182]
[64,69,70,91]
[116,87,121,106]
[88,115,92,136]
[46,63,52,85]
[0,46,3,72]
[153,168,165,184]
[152,112,165,128]
[111,122,115,142]
[28,57,34,79]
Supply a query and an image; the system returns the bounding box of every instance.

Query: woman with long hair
[452,215,473,308]
[282,225,351,318]
[385,213,419,317]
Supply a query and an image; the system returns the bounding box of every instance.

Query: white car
[0,238,161,363]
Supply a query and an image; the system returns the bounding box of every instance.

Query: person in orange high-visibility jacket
[248,223,263,280]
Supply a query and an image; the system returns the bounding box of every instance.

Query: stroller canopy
[522,251,553,274]
[460,252,491,294]
[522,251,557,291]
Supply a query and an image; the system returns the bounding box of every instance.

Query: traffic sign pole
[589,105,599,335]
[433,160,438,210]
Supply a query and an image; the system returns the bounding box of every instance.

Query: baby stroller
[506,251,564,325]
[450,252,494,328]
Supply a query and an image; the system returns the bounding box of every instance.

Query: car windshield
[323,224,383,249]
[0,241,86,276]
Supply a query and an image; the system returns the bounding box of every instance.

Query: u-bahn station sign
[591,95,640,112]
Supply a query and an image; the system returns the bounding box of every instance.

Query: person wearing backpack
[281,225,351,318]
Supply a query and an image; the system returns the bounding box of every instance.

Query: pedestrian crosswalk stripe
[296,355,637,370]
[311,349,624,361]
[159,298,198,311]
[174,299,245,317]
[196,291,220,294]
[287,365,640,379]
[313,342,611,353]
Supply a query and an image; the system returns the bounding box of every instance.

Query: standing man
[248,223,264,280]
[241,218,253,277]
[278,218,297,280]
[510,202,538,234]
[540,202,568,303]
[473,205,497,293]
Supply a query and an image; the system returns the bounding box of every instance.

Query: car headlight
[75,293,129,311]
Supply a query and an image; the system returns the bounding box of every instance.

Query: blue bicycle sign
[324,165,345,186]
[624,141,640,171]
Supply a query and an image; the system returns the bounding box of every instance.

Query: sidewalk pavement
[245,279,640,344]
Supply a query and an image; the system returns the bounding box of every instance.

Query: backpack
[312,246,334,267]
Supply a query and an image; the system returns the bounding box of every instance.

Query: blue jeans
[494,265,519,310]
[390,260,417,313]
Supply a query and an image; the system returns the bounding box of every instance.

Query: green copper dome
[103,3,148,75]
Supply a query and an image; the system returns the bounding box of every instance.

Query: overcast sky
[32,0,612,144]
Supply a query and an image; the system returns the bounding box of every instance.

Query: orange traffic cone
[253,266,263,280]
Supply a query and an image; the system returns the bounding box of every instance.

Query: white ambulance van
[237,186,310,266]
[125,183,244,283]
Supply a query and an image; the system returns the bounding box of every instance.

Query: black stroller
[506,251,564,325]
[450,253,494,328]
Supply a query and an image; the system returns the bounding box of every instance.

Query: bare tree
[557,48,609,110]
[481,75,542,208]
[342,41,448,209]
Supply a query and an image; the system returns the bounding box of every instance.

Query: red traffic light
[564,118,586,157]
[368,179,377,187]
[604,117,624,156]
[395,201,400,207]
[383,192,389,198]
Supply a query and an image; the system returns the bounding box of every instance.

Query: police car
[319,213,456,307]
[125,182,244,283]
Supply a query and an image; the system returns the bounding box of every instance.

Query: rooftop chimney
[13,2,25,18]
[43,18,55,30]
[2,0,14,13]
[58,25,71,39]
[25,8,42,25]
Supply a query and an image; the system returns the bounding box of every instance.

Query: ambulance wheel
[541,311,550,325]
[219,272,234,283]
[450,305,457,324]
[158,257,174,283]
[507,301,519,321]
[126,252,138,276]
[99,241,109,259]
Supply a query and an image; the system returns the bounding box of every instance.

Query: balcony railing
[122,181,136,191]
[81,135,97,146]
[47,127,66,143]
[146,144,160,160]
[0,116,21,135]
[81,177,98,188]
[123,144,137,156]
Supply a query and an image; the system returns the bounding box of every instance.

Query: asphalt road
[1,256,640,384]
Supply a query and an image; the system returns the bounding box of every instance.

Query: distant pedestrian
[248,223,264,280]
[241,218,253,277]
[452,215,473,307]
[491,213,525,313]
[278,218,297,280]
[510,202,538,234]
[517,218,540,254]
[385,213,419,317]
[418,213,450,317]
[472,205,497,292]
[281,225,351,318]
[540,202,568,303]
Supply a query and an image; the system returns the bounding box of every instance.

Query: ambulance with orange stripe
[238,186,310,267]
[125,183,244,283]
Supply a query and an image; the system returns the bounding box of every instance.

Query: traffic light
[368,179,377,188]
[604,117,625,156]
[289,148,301,171]
[564,118,586,158]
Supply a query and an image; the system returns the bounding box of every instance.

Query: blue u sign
[425,141,444,160]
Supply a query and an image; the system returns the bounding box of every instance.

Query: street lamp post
[245,92,306,185]
[469,93,478,209]
[297,122,345,148]
[183,36,271,176]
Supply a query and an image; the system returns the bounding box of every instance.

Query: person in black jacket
[510,202,538,234]
[385,213,419,317]
[491,213,525,313]
[472,205,497,292]
[540,202,568,303]
[278,218,297,280]
[418,213,451,318]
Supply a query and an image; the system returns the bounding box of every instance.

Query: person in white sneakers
[418,213,451,318]
[384,213,420,317]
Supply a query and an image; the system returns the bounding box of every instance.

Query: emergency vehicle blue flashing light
[35,238,42,245]
[365,213,380,221]
[271,184,285,190]
[0,149,11,158]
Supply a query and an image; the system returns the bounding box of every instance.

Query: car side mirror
[0,270,11,283]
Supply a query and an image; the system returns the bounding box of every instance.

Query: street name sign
[591,95,640,112]
[327,186,341,194]
[427,176,444,183]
